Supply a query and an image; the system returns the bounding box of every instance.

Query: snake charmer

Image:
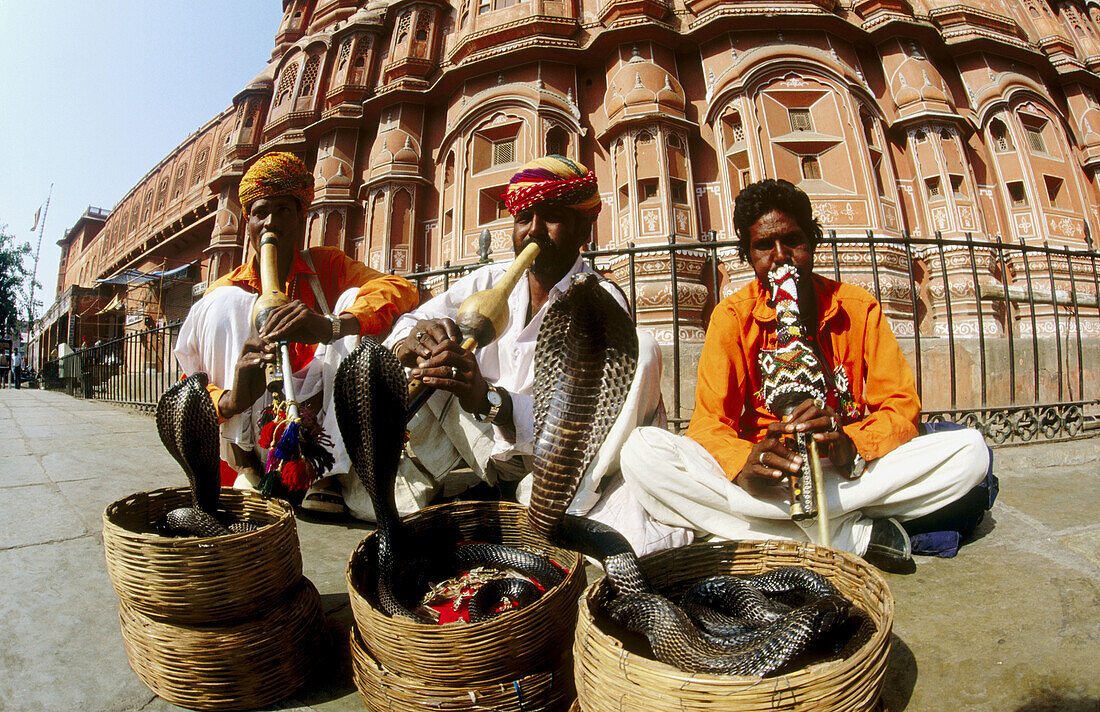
[173,151,418,510]
[620,179,997,571]
[370,155,691,556]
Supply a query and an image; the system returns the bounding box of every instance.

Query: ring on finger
[830,416,838,431]
[758,451,766,465]
[449,365,459,379]
[414,330,428,343]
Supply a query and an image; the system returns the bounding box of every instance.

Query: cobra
[336,273,856,674]
[333,337,563,622]
[155,373,260,537]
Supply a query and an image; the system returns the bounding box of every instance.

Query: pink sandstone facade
[47,0,1100,351]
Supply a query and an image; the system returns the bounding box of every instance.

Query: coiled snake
[333,273,858,675]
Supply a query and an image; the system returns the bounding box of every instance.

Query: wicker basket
[118,578,324,711]
[574,540,893,712]
[103,486,303,623]
[350,628,575,712]
[347,500,588,686]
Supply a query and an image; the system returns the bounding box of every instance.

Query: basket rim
[579,538,894,682]
[102,485,294,543]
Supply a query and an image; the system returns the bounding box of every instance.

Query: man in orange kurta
[174,152,418,515]
[620,179,991,569]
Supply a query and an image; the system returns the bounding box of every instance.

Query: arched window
[275,62,299,107]
[173,163,188,198]
[299,55,320,97]
[337,38,353,70]
[546,126,568,156]
[991,119,1012,152]
[444,152,456,187]
[191,148,209,186]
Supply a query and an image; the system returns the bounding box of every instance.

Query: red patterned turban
[238,152,314,213]
[501,155,602,218]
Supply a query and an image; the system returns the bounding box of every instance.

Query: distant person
[174,152,418,513]
[620,179,996,570]
[11,350,22,389]
[0,350,9,389]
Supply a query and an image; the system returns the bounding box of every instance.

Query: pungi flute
[252,231,301,418]
[781,403,831,547]
[405,240,542,420]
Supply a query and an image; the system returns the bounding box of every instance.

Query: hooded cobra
[333,338,563,622]
[155,373,259,537]
[527,273,854,676]
[335,273,856,674]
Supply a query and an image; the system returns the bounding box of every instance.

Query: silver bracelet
[326,314,341,343]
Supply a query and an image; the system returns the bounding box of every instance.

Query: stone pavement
[0,388,1096,712]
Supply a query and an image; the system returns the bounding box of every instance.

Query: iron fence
[408,232,1100,445]
[44,321,183,409]
[43,232,1099,444]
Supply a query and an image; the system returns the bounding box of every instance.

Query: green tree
[0,225,38,334]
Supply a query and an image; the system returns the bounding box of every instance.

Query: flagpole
[27,184,52,329]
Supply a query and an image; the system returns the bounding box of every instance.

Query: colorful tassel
[257,396,332,495]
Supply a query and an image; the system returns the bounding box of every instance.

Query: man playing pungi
[174,152,418,511]
[377,155,691,556]
[620,179,995,570]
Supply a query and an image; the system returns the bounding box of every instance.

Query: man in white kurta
[173,152,417,508]
[369,155,691,556]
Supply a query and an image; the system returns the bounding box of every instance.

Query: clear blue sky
[0,1,284,318]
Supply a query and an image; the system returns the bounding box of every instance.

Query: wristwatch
[326,314,341,344]
[474,386,505,424]
[847,453,867,480]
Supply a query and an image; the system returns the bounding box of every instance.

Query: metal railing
[407,231,1100,445]
[42,231,1099,444]
[44,322,183,409]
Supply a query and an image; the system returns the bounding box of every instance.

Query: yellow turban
[238,152,314,213]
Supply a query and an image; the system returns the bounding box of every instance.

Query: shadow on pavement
[880,633,917,711]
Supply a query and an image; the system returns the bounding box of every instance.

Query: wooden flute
[405,239,542,419]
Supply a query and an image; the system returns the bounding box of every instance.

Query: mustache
[521,235,553,253]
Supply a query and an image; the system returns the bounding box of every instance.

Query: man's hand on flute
[737,398,855,496]
[259,299,336,345]
[396,317,490,415]
[219,337,278,418]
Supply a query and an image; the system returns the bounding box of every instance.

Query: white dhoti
[174,285,363,495]
[620,426,990,555]
[343,331,694,557]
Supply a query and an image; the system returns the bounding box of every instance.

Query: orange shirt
[203,246,418,416]
[686,274,920,480]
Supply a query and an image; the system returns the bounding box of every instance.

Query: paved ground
[0,388,1096,712]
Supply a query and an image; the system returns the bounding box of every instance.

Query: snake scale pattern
[331,272,859,675]
[155,373,259,537]
[333,340,562,622]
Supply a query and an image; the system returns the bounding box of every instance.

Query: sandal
[300,475,347,515]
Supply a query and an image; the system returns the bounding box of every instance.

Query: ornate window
[173,163,188,198]
[991,120,1013,152]
[546,126,568,156]
[493,138,514,166]
[191,148,209,186]
[1025,125,1047,153]
[788,108,813,132]
[299,55,320,97]
[925,176,942,199]
[275,62,299,107]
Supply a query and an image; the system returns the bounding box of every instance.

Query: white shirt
[383,256,628,460]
